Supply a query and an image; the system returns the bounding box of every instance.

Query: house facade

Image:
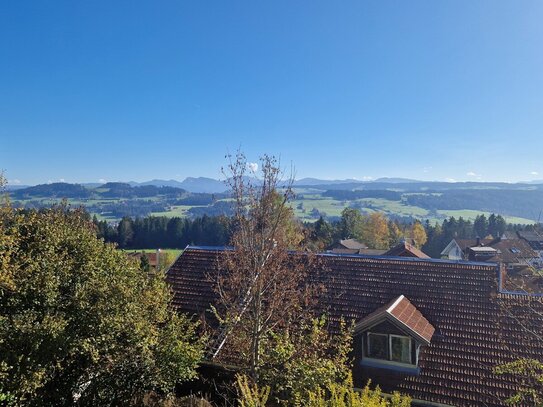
[440,236,539,271]
[166,246,543,407]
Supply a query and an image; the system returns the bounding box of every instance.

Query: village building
[383,240,430,258]
[166,246,543,407]
[127,249,161,270]
[440,236,539,271]
[328,239,429,258]
[327,238,369,254]
[517,230,543,268]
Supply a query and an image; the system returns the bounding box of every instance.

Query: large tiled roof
[166,246,543,407]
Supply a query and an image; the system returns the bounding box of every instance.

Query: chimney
[476,237,481,246]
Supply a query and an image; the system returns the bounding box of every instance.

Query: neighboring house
[329,248,387,256]
[517,230,543,251]
[383,241,430,258]
[127,250,159,270]
[517,230,543,267]
[440,238,493,261]
[166,246,543,407]
[440,236,539,270]
[328,238,368,254]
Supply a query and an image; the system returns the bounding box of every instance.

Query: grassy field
[150,205,204,218]
[123,248,183,256]
[436,210,535,225]
[289,193,536,225]
[290,197,348,220]
[11,192,538,226]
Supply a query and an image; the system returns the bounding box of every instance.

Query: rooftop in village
[166,245,543,407]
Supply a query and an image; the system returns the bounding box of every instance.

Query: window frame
[389,334,413,364]
[364,332,416,367]
[367,332,389,360]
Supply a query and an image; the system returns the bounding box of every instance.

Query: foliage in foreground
[0,205,203,406]
[495,358,543,406]
[259,318,352,404]
[305,377,411,407]
[236,373,411,407]
[236,375,270,407]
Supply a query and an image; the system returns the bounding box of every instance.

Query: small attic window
[510,247,521,254]
[366,332,413,365]
[367,333,388,359]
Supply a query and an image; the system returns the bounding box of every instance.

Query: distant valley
[7,177,543,225]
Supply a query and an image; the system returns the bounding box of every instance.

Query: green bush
[0,205,203,406]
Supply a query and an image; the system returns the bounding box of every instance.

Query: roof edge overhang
[354,312,433,346]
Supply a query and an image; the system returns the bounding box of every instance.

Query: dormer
[354,295,435,374]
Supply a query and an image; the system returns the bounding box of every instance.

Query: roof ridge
[183,245,499,268]
[386,295,405,313]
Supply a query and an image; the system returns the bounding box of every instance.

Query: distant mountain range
[130,177,227,193]
[5,176,543,194]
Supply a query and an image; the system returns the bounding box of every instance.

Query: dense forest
[94,214,231,249]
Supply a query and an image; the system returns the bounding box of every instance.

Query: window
[390,335,412,364]
[367,333,388,359]
[366,332,413,365]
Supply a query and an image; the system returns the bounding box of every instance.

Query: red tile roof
[127,251,158,266]
[329,239,368,250]
[166,246,543,407]
[383,241,430,258]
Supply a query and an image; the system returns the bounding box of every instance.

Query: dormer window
[354,295,434,372]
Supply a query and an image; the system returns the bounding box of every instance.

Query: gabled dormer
[354,295,435,374]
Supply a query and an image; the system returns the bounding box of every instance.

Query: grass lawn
[150,205,205,218]
[127,248,183,257]
[436,210,536,225]
[290,196,349,221]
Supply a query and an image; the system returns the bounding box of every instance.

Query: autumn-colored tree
[362,212,390,250]
[388,220,403,247]
[410,220,428,248]
[212,152,319,385]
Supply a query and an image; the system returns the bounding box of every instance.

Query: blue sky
[1,1,543,185]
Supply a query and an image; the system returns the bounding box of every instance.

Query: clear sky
[1,1,543,185]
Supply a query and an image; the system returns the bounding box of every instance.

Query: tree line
[92,208,534,259]
[94,214,231,249]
